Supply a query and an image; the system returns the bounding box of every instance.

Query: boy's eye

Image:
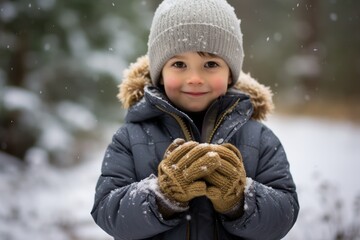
[205,61,219,68]
[172,61,186,68]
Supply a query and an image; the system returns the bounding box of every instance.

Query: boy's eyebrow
[168,55,184,60]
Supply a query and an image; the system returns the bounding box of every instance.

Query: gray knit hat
[147,0,244,86]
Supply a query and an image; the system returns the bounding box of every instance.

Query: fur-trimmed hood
[117,55,274,121]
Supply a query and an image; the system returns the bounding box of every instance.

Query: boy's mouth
[182,91,208,97]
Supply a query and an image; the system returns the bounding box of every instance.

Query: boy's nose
[187,71,204,85]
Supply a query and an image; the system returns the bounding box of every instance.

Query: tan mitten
[205,143,247,213]
[158,139,221,205]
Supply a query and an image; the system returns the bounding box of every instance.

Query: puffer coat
[91,56,299,240]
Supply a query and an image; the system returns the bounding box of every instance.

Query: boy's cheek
[163,77,182,89]
[212,78,229,92]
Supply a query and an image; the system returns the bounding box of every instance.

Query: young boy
[91,0,299,239]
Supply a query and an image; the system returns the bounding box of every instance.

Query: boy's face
[161,52,231,112]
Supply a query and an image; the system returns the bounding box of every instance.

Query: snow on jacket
[91,56,299,240]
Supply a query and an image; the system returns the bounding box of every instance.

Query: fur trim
[118,55,274,121]
[233,72,274,121]
[117,56,151,109]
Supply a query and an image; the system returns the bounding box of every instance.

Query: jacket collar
[118,55,274,121]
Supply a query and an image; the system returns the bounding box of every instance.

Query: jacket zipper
[156,106,192,240]
[206,98,241,143]
[156,106,193,141]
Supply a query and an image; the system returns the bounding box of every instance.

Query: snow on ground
[0,150,112,240]
[266,115,360,240]
[0,115,359,240]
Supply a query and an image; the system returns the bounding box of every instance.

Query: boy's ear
[159,77,164,85]
[228,76,233,85]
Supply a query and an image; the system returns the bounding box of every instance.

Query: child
[91,0,299,239]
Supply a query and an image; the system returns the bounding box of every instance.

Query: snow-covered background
[269,116,360,240]
[1,1,359,239]
[1,115,360,240]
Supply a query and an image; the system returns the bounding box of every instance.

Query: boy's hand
[158,139,221,205]
[205,143,247,213]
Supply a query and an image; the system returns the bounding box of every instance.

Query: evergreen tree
[0,0,152,165]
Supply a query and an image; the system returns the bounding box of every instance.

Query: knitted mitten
[158,139,221,206]
[205,143,247,213]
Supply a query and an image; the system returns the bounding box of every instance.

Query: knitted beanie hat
[147,0,244,86]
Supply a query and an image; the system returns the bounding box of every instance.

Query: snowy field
[1,115,359,240]
[268,116,360,240]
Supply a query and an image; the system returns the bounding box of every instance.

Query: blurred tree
[298,0,321,93]
[319,0,360,98]
[0,0,152,166]
[230,0,360,119]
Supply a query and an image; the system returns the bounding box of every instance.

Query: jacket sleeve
[90,126,181,239]
[221,125,299,240]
